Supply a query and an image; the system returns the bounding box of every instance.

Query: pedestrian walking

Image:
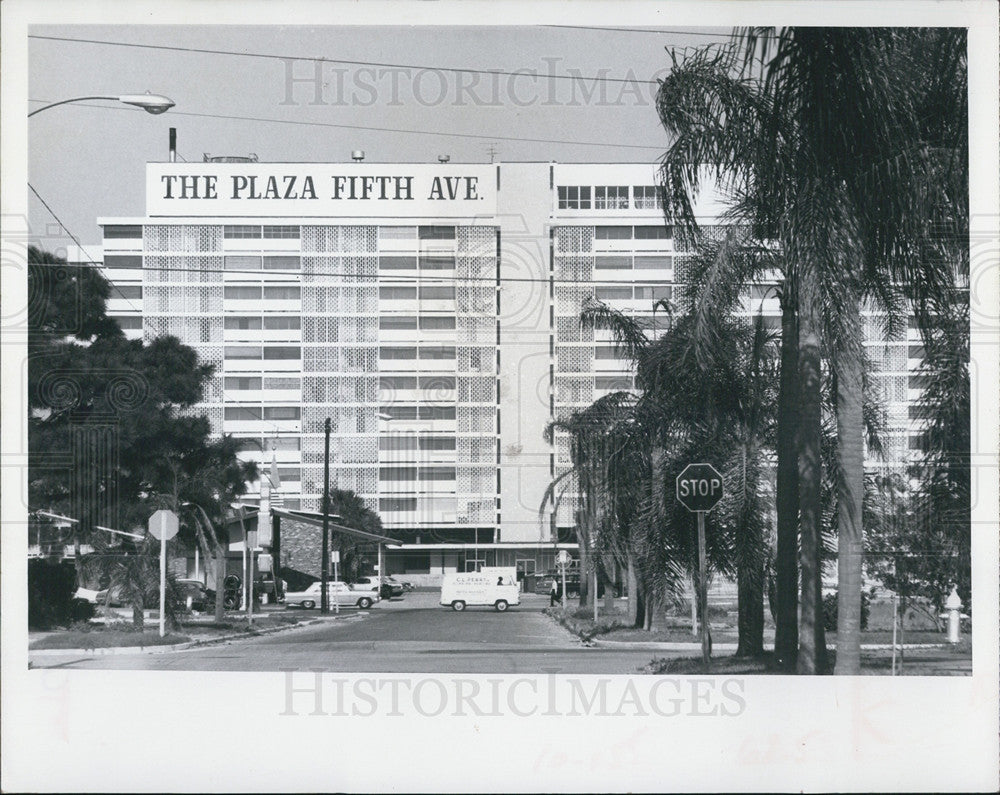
[549,579,559,607]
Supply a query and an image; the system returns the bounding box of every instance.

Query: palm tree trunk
[775,288,800,669]
[736,555,765,657]
[626,548,640,626]
[834,314,865,674]
[214,549,226,622]
[796,273,824,674]
[132,599,144,630]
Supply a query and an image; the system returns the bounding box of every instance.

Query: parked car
[284,581,378,609]
[173,579,214,612]
[354,575,404,600]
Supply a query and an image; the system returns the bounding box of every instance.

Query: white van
[440,570,520,612]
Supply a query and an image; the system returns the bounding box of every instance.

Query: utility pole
[321,417,331,614]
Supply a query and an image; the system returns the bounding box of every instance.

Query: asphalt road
[28,592,670,674]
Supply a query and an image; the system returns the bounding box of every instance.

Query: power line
[26,98,667,152]
[29,33,663,85]
[543,25,737,38]
[33,260,690,287]
[28,184,142,313]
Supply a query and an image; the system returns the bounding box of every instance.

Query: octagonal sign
[676,463,725,513]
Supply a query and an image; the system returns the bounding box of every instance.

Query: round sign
[148,509,179,541]
[676,464,725,513]
[557,550,570,567]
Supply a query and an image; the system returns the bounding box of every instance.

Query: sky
[28,23,729,249]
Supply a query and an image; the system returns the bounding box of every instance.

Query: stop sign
[676,463,725,513]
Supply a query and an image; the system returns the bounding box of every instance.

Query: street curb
[27,613,362,659]
[592,639,953,652]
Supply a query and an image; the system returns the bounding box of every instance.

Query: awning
[271,507,403,545]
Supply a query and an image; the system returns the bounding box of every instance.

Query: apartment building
[94,159,921,585]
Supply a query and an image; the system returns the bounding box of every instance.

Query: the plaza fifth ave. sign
[675,463,725,513]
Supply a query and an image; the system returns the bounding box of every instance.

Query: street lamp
[29,92,175,117]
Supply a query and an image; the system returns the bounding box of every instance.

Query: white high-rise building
[92,158,920,585]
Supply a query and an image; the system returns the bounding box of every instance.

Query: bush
[823,590,871,632]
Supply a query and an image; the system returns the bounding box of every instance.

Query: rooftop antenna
[487,143,498,164]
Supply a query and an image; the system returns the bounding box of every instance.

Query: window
[112,316,142,330]
[104,255,142,269]
[419,436,456,450]
[632,187,663,210]
[380,346,418,360]
[270,436,301,451]
[380,497,417,512]
[225,346,262,359]
[634,255,672,270]
[223,225,261,239]
[224,255,262,270]
[420,466,456,481]
[596,375,633,389]
[419,406,456,420]
[380,316,418,330]
[594,255,632,270]
[381,405,418,420]
[557,186,591,210]
[419,375,456,389]
[103,224,142,239]
[908,345,926,359]
[594,345,625,359]
[909,375,932,389]
[418,226,456,240]
[262,406,300,420]
[225,377,263,390]
[380,436,419,451]
[419,346,456,360]
[633,286,672,301]
[419,316,456,330]
[595,226,632,240]
[114,286,142,299]
[379,375,418,389]
[277,467,301,481]
[234,437,264,451]
[634,224,671,239]
[263,316,301,329]
[225,317,262,330]
[380,286,417,300]
[419,255,456,270]
[224,407,261,421]
[595,286,632,300]
[263,346,301,360]
[262,225,300,239]
[380,466,418,481]
[263,286,300,300]
[595,186,629,209]
[264,377,301,390]
[419,286,455,300]
[263,256,301,270]
[224,286,262,300]
[379,256,417,270]
[379,226,417,240]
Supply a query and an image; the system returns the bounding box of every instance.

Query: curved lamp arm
[29,93,175,117]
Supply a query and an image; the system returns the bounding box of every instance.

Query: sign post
[558,549,570,611]
[676,464,724,666]
[148,509,179,638]
[331,550,341,615]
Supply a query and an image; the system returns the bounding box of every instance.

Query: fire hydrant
[944,586,963,643]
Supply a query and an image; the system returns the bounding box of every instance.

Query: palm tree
[655,28,967,673]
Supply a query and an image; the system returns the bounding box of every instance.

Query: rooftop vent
[351,150,365,162]
[203,153,259,163]
[438,155,450,163]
